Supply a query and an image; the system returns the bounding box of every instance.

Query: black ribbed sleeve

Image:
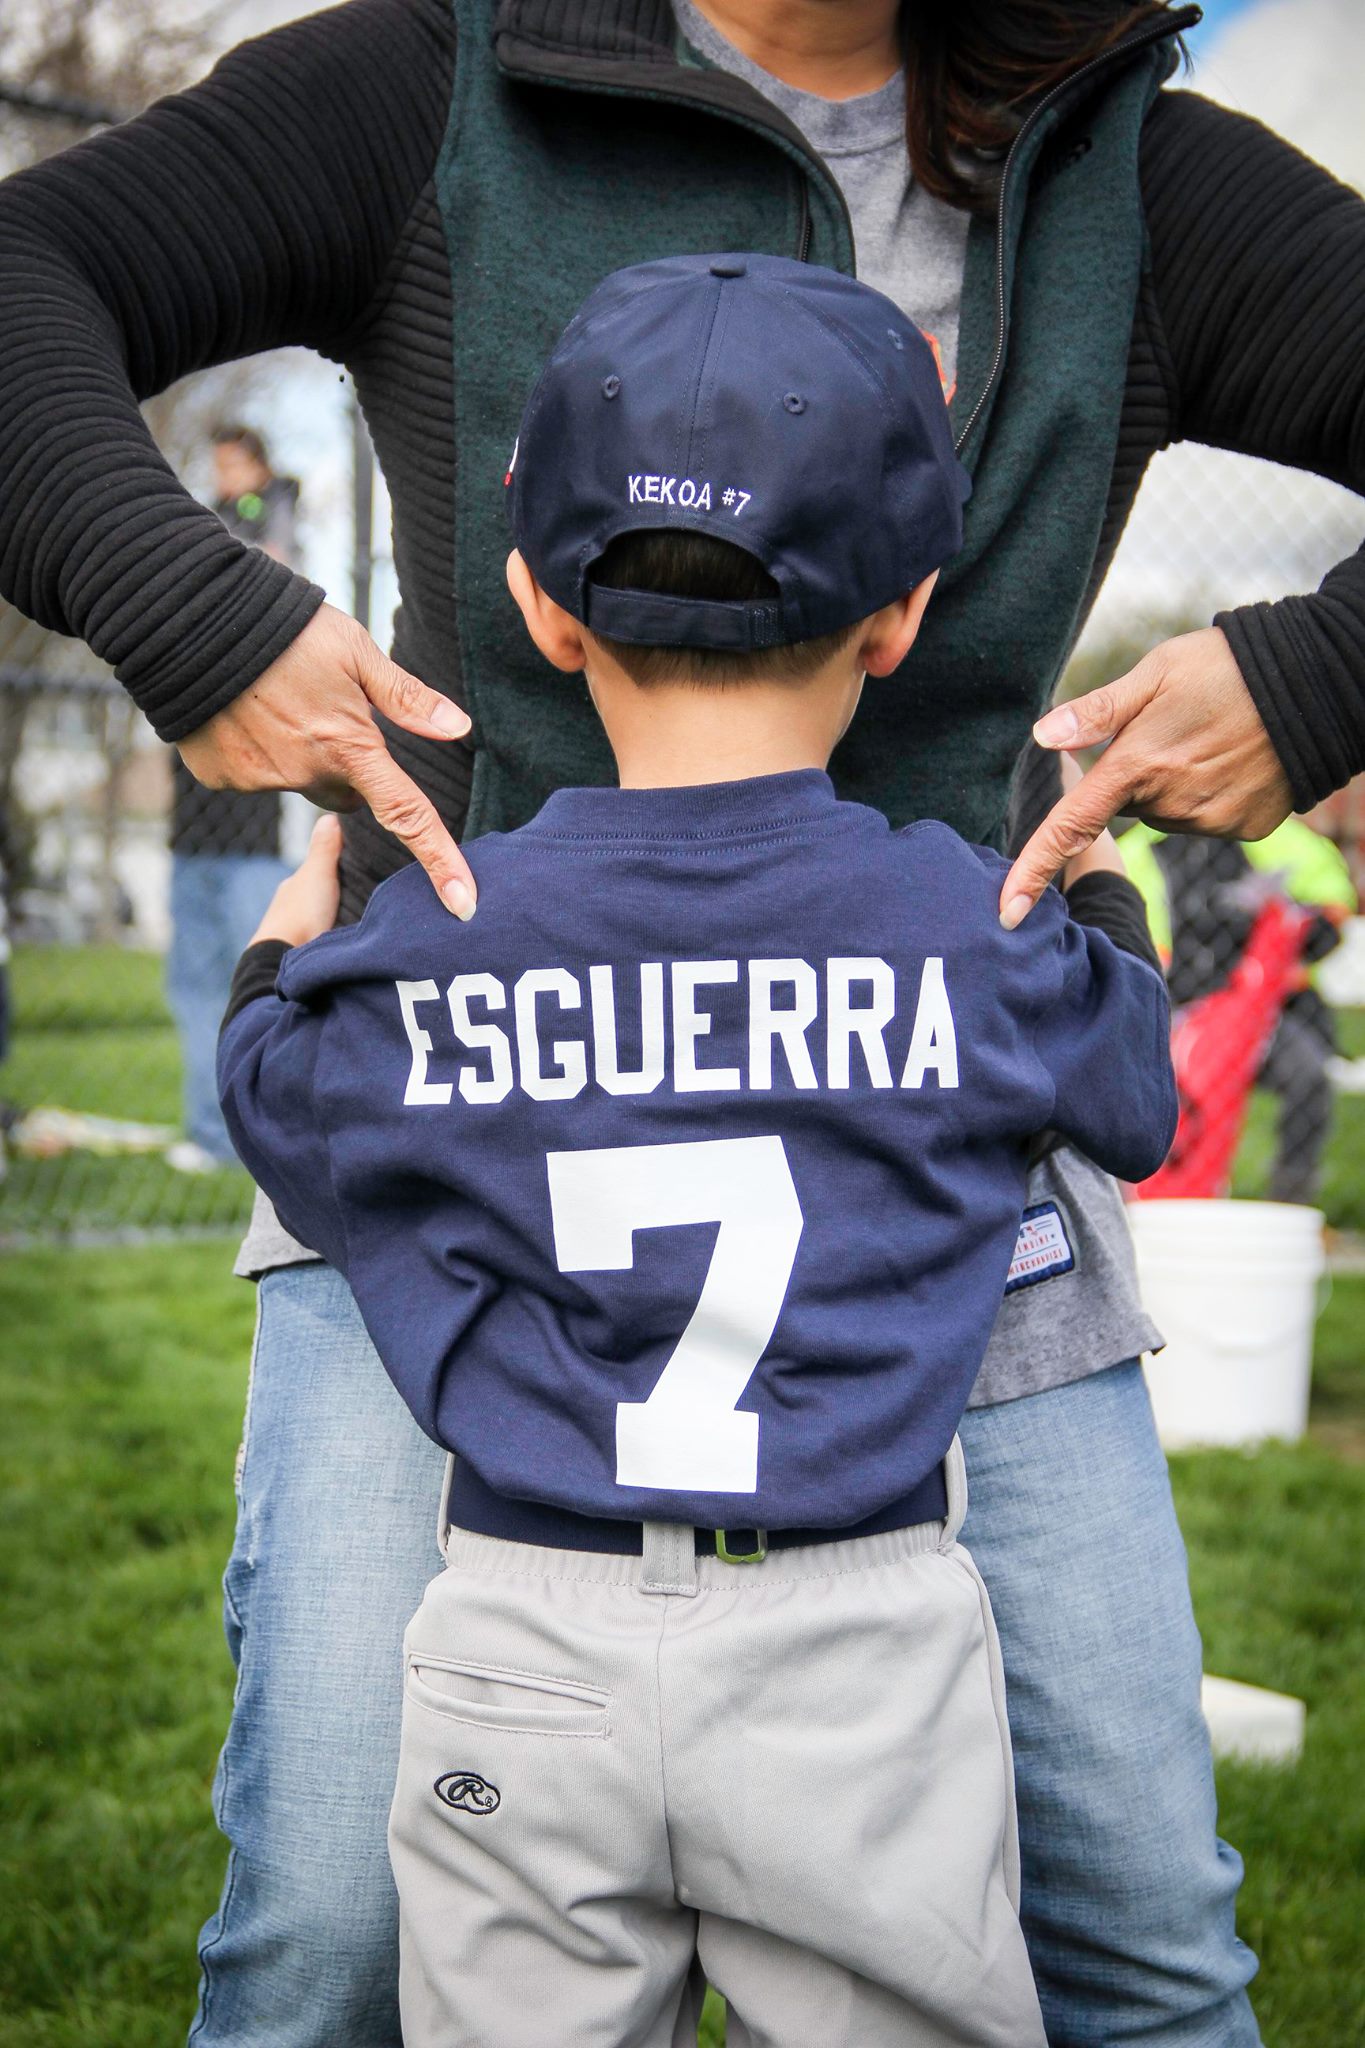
[0,0,454,742]
[1141,90,1365,808]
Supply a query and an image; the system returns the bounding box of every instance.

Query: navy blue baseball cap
[508,252,970,653]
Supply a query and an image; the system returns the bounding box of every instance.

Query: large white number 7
[546,1137,803,1494]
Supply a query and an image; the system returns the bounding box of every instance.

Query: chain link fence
[1073,443,1365,1235]
[0,645,261,1236]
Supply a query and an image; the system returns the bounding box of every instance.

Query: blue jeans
[167,853,288,1161]
[190,1264,1258,2047]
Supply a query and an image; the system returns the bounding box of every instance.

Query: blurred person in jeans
[165,427,299,1173]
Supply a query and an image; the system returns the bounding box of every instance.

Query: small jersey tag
[1004,1201,1075,1294]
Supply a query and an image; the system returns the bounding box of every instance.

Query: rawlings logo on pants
[434,1771,501,1815]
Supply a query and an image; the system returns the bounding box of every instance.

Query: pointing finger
[349,743,477,919]
[998,756,1132,926]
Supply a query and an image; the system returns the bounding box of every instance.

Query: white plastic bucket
[1128,1198,1326,1449]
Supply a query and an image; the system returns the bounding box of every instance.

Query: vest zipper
[953,3,1201,454]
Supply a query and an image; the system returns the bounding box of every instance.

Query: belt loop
[640,1521,698,1597]
[938,1435,968,1553]
[436,1452,456,1562]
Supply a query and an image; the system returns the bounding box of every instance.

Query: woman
[1,2,1360,2041]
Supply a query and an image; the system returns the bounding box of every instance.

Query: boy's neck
[588,664,854,791]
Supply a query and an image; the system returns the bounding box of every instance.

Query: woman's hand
[999,626,1293,927]
[1058,753,1127,888]
[250,814,344,949]
[178,604,477,919]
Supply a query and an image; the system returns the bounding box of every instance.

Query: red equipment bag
[1134,896,1313,1201]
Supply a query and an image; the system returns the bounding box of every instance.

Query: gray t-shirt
[239,6,1164,1404]
[674,0,968,396]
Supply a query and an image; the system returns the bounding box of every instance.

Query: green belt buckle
[715,1528,768,1565]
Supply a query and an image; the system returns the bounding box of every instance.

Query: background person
[1123,818,1357,1205]
[164,427,301,1173]
[3,1,1364,2042]
[209,424,300,568]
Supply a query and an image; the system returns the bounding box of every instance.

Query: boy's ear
[859,569,939,678]
[506,550,589,674]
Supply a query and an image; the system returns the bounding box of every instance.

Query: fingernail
[1000,893,1032,931]
[441,878,476,921]
[1034,706,1079,747]
[432,701,468,738]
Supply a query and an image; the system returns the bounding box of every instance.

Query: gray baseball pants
[388,1442,1045,2047]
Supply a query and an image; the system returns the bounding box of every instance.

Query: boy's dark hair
[588,529,862,687]
[212,422,270,469]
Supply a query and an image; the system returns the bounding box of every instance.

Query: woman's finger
[999,753,1134,926]
[1032,649,1165,752]
[352,633,471,743]
[347,739,478,919]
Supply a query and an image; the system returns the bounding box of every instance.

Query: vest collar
[492,2,1200,105]
[493,0,677,73]
[491,0,849,266]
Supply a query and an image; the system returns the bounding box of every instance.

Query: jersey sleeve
[1030,904,1177,1186]
[217,951,347,1271]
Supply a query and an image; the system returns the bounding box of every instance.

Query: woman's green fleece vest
[437,0,1174,847]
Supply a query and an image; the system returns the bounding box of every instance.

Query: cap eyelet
[782,392,806,415]
[887,328,905,351]
[601,374,621,400]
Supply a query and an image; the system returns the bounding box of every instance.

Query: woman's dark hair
[902,1,1188,213]
[588,528,861,688]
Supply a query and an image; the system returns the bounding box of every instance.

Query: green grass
[0,1245,1361,2045]
[0,1242,256,2047]
[1163,1273,1365,2040]
[1231,1007,1365,1232]
[1,947,254,1236]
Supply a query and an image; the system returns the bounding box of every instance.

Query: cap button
[709,257,746,278]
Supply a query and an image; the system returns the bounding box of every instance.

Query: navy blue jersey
[220,771,1175,1530]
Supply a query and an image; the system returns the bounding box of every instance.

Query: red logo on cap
[923,332,956,405]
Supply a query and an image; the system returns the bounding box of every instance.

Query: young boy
[219,253,1175,2048]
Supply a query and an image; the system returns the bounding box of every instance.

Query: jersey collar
[526,768,840,842]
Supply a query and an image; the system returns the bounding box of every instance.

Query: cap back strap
[584,585,787,651]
